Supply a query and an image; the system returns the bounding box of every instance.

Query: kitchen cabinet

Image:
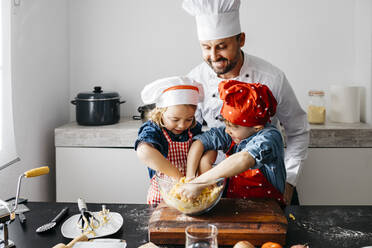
[55,118,372,205]
[56,147,149,203]
[297,148,372,205]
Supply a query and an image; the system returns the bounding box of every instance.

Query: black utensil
[18,213,26,224]
[77,198,99,232]
[36,207,69,233]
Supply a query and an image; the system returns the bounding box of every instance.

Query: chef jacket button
[212,93,216,97]
[215,116,218,120]
[259,183,262,187]
[243,196,247,199]
[245,74,249,78]
[267,190,271,194]
[235,175,238,178]
[245,186,249,189]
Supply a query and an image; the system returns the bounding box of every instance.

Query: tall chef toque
[141,76,204,108]
[182,0,241,41]
[219,80,277,127]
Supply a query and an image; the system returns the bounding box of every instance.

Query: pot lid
[76,86,120,100]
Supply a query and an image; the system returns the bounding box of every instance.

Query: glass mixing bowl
[156,173,225,215]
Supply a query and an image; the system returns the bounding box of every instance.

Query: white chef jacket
[187,52,310,186]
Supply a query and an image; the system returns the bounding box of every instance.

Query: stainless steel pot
[71,86,126,126]
[132,103,155,123]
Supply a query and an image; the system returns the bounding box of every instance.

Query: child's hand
[185,176,195,182]
[176,182,205,200]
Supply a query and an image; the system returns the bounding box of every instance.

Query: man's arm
[275,73,310,186]
[274,73,310,204]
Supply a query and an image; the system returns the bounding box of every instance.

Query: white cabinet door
[56,147,149,203]
[297,148,372,205]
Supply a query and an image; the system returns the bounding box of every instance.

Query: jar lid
[309,90,325,96]
[76,86,120,100]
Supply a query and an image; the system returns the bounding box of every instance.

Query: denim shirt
[194,124,286,193]
[134,120,203,179]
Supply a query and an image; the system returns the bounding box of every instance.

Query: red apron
[147,128,193,205]
[225,141,284,205]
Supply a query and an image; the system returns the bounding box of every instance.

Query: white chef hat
[183,0,241,41]
[141,76,204,108]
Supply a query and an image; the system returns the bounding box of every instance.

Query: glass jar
[307,90,326,124]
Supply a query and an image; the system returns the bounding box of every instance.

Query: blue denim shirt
[194,124,286,193]
[134,120,203,179]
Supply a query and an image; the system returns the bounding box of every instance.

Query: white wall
[69,0,201,119]
[69,0,372,123]
[0,0,70,201]
[354,0,372,123]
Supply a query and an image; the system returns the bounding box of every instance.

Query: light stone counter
[55,117,372,148]
[309,121,372,147]
[55,117,141,148]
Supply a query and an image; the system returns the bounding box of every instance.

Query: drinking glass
[185,223,218,248]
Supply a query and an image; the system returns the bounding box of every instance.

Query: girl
[134,76,204,205]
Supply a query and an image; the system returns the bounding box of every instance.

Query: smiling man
[183,0,310,205]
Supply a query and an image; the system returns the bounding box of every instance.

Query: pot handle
[120,100,126,104]
[71,100,76,105]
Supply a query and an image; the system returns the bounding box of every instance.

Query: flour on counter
[294,208,372,247]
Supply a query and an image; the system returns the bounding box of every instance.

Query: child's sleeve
[242,128,286,193]
[193,127,232,153]
[242,129,283,167]
[134,121,167,156]
[190,121,203,136]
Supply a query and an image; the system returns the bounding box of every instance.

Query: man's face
[200,34,244,76]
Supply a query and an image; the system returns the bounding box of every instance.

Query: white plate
[72,240,127,248]
[61,211,123,239]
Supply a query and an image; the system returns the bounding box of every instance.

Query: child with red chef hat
[182,80,286,205]
[135,76,204,206]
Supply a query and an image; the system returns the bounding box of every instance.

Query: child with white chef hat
[134,76,205,206]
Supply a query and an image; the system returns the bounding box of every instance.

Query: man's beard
[206,51,240,76]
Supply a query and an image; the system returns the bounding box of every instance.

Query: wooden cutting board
[148,198,287,246]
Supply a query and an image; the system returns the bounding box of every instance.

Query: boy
[181,80,286,205]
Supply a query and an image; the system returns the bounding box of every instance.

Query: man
[183,0,309,204]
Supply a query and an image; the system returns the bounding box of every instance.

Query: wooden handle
[52,244,66,248]
[24,166,49,178]
[65,234,88,248]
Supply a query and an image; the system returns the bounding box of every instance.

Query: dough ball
[233,240,255,248]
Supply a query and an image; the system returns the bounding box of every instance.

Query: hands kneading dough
[161,177,223,214]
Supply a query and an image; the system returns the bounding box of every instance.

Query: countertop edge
[55,118,372,148]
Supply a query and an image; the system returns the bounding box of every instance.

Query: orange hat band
[163,85,199,93]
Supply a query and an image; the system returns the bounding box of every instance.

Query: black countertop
[2,202,372,248]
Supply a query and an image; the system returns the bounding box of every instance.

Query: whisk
[76,198,99,233]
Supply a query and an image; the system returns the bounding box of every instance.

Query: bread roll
[233,240,255,248]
